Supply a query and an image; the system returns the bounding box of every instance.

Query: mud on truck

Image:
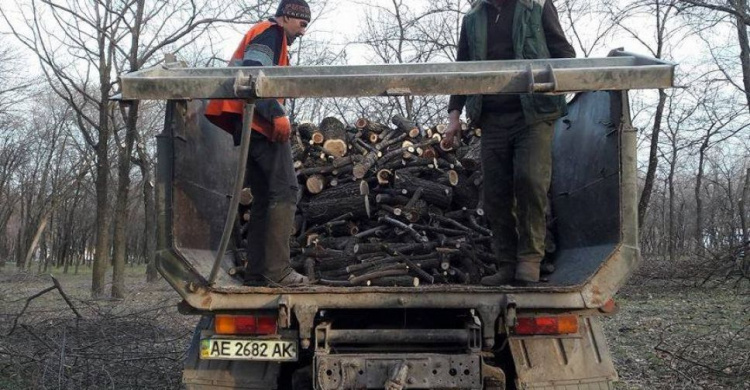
[118,49,676,389]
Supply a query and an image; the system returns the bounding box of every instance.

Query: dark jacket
[448,0,576,125]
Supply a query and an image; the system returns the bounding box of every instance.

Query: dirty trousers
[480,112,554,281]
[243,130,300,282]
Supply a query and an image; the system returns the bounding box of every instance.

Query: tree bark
[740,167,749,252]
[112,0,144,298]
[638,89,667,229]
[112,102,139,299]
[667,144,676,263]
[695,142,707,255]
[394,172,453,209]
[735,0,750,114]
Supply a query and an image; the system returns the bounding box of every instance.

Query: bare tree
[1,0,131,297]
[108,0,277,296]
[678,0,750,114]
[603,0,692,227]
[559,0,619,57]
[685,81,749,255]
[659,87,699,261]
[351,0,466,124]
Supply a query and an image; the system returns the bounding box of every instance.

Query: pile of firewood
[280,114,500,287]
[234,114,508,286]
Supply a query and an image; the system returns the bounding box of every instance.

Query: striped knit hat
[275,0,311,22]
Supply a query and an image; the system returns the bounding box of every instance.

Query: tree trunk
[735,0,750,114]
[695,143,707,255]
[138,145,158,283]
[91,114,112,298]
[112,102,139,298]
[740,167,749,268]
[668,148,676,263]
[638,89,668,228]
[24,214,50,270]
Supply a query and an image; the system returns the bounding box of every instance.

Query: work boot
[515,260,541,283]
[481,264,516,286]
[268,270,309,287]
[262,202,310,286]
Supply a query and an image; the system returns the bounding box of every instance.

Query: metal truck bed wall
[154,89,639,313]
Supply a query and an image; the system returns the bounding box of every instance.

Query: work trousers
[479,112,554,281]
[244,130,299,282]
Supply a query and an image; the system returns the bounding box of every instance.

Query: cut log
[239,188,253,206]
[457,137,482,171]
[403,199,428,223]
[303,196,369,224]
[320,117,348,157]
[392,114,420,138]
[356,118,390,134]
[394,172,453,209]
[352,151,378,179]
[375,193,411,205]
[446,170,459,186]
[376,169,392,185]
[367,276,420,287]
[306,174,327,194]
[419,145,437,160]
[316,181,363,199]
[297,122,318,142]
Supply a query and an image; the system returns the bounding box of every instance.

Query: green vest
[464,0,568,125]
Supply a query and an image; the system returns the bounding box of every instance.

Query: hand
[271,116,291,143]
[442,119,463,150]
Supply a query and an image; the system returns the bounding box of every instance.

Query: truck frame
[118,49,675,389]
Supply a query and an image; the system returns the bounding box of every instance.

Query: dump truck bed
[154,88,636,314]
[115,50,674,315]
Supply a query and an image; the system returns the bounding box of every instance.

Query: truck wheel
[291,365,313,390]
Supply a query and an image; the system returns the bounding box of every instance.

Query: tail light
[513,315,579,335]
[215,315,278,335]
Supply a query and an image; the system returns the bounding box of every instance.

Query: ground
[0,264,747,389]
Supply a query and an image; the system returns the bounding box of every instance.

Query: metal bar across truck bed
[119,50,674,100]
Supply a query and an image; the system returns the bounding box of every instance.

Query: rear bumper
[314,353,483,390]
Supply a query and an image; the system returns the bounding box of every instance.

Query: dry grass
[0,266,195,389]
[0,260,747,390]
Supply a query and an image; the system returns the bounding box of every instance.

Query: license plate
[200,338,298,361]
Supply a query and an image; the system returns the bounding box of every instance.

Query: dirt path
[0,267,747,389]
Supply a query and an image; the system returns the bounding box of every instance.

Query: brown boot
[481,265,516,286]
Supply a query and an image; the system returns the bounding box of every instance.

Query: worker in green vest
[444,0,575,285]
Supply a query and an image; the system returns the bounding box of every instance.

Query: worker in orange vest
[205,0,311,286]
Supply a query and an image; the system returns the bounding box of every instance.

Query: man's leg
[246,131,306,285]
[480,114,518,286]
[244,186,268,283]
[513,120,554,282]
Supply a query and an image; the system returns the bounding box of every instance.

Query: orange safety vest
[205,20,289,139]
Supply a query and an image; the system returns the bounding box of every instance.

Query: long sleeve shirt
[448,0,576,115]
[242,19,287,122]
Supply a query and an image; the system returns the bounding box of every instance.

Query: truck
[118,49,676,390]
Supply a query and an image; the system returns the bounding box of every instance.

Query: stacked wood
[237,115,505,287]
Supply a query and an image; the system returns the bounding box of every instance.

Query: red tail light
[514,315,579,335]
[215,315,278,335]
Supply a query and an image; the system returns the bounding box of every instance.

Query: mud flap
[182,316,281,389]
[509,316,616,389]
